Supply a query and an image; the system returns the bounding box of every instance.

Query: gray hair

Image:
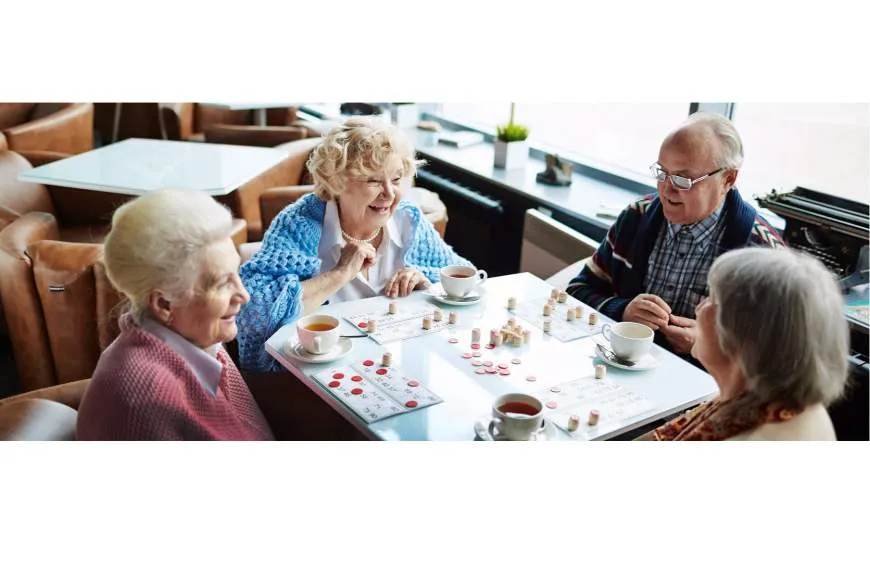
[103,189,235,323]
[708,247,849,409]
[682,111,745,170]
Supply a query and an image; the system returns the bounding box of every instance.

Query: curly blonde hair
[306,117,422,201]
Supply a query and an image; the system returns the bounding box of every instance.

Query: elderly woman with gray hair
[237,117,474,372]
[76,190,274,440]
[643,247,849,441]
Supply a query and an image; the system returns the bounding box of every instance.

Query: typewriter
[756,186,868,289]
[757,186,869,440]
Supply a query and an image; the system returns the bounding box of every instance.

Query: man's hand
[660,314,698,354]
[623,293,671,330]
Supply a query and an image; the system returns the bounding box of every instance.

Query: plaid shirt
[644,204,726,318]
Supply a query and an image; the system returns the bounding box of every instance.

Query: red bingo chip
[351,388,363,395]
[526,375,537,382]
[332,373,345,379]
[376,368,388,375]
[462,353,473,359]
[470,343,480,350]
[351,376,363,382]
[358,322,367,328]
[472,352,482,358]
[485,368,498,374]
[499,369,511,376]
[471,360,483,367]
[328,381,340,388]
[475,368,487,375]
[498,363,509,370]
[546,401,558,409]
[362,360,374,367]
[483,361,494,367]
[407,380,420,387]
[405,400,418,408]
[485,344,496,349]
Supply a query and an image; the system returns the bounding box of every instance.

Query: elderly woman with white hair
[76,190,274,440]
[237,117,474,372]
[643,247,849,441]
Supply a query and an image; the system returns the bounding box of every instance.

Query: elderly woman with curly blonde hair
[642,247,849,441]
[237,117,474,371]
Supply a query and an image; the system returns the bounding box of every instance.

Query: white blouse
[317,200,411,303]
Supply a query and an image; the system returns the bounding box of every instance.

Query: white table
[18,138,289,197]
[265,273,719,441]
[198,103,303,127]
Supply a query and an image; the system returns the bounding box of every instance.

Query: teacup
[601,321,654,362]
[489,393,545,441]
[440,265,487,298]
[296,314,341,355]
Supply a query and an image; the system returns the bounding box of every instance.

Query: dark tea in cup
[497,401,540,417]
[449,274,472,278]
[305,323,337,332]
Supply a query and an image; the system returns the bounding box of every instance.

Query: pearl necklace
[341,226,381,244]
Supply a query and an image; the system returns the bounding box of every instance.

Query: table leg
[255,108,267,126]
[111,103,123,143]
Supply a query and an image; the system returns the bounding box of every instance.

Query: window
[730,103,869,203]
[438,103,691,179]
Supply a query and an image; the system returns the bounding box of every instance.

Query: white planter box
[391,104,419,128]
[494,139,528,170]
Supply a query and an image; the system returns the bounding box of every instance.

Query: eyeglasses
[650,163,725,192]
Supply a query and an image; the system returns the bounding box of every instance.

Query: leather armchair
[0,379,88,440]
[161,104,313,142]
[0,103,94,155]
[0,221,123,391]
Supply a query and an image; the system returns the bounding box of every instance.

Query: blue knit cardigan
[237,193,472,372]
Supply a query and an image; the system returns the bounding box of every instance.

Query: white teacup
[601,321,654,362]
[296,314,341,355]
[440,265,487,298]
[490,393,545,441]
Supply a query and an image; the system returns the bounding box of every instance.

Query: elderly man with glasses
[567,112,784,362]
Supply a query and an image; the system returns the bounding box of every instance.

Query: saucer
[283,337,353,364]
[427,283,484,306]
[595,343,660,371]
[473,415,558,441]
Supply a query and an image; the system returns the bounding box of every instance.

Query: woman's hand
[335,241,377,282]
[384,268,431,298]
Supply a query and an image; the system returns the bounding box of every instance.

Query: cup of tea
[489,393,545,441]
[296,314,341,355]
[440,265,487,298]
[601,321,654,362]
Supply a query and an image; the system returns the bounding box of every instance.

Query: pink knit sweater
[76,324,274,441]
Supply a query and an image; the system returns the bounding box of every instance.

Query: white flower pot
[391,104,419,128]
[494,139,529,170]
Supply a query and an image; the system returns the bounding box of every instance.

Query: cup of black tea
[440,265,488,298]
[489,393,545,440]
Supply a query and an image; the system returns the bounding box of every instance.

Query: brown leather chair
[0,219,124,391]
[0,149,124,242]
[0,103,94,155]
[0,379,88,440]
[161,104,313,143]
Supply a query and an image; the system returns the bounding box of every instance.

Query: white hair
[103,189,234,322]
[708,247,849,409]
[682,111,745,170]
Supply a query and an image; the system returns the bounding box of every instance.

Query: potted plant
[494,103,529,170]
